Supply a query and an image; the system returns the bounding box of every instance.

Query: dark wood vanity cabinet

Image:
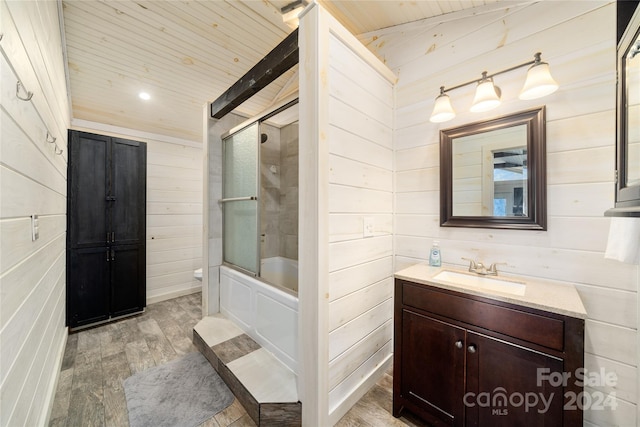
[400,310,466,424]
[393,279,584,427]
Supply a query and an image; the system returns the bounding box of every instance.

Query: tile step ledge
[193,314,301,426]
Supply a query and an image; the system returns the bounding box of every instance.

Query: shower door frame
[220,96,299,278]
[220,122,261,277]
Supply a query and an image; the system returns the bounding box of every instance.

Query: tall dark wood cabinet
[67,130,146,329]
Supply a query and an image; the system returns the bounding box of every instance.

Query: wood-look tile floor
[49,292,427,427]
[49,293,255,427]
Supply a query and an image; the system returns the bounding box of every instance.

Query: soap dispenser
[429,241,441,267]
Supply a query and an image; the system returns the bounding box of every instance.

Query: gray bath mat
[124,352,234,427]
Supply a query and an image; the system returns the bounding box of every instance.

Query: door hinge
[615,170,618,184]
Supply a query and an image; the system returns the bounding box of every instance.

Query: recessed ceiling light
[139,92,151,100]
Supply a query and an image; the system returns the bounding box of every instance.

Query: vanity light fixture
[470,72,502,112]
[430,52,558,123]
[519,53,559,100]
[139,92,151,101]
[430,86,456,123]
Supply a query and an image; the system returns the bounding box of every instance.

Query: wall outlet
[363,216,374,238]
[31,214,39,241]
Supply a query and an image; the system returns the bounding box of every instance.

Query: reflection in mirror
[452,126,528,217]
[441,107,546,230]
[493,147,527,216]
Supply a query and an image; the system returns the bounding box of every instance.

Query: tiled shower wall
[260,121,299,261]
[260,122,282,259]
[279,122,299,260]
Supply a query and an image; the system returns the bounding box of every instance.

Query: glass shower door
[221,122,260,275]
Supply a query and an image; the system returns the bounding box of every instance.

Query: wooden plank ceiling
[61,0,502,141]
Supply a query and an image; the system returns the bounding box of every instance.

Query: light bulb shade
[519,62,558,100]
[430,93,456,123]
[470,78,501,112]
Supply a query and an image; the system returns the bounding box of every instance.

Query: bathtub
[220,264,298,373]
[260,256,298,293]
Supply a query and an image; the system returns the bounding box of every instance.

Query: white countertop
[395,263,587,319]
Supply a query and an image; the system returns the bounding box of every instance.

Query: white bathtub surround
[261,257,299,292]
[220,265,298,373]
[605,217,640,264]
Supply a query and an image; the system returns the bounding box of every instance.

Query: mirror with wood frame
[613,4,640,211]
[440,107,546,230]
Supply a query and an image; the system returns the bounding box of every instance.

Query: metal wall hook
[16,80,33,101]
[54,145,63,155]
[46,131,57,143]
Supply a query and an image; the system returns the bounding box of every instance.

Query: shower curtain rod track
[220,96,299,140]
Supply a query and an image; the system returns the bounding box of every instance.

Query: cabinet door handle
[111,231,115,242]
[468,345,477,354]
[111,249,115,261]
[107,232,110,243]
[106,250,110,262]
[455,340,463,349]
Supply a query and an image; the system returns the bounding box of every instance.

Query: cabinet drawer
[401,282,564,351]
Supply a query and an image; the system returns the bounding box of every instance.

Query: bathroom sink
[433,270,526,296]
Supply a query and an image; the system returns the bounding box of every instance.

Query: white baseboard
[41,327,68,426]
[328,354,393,426]
[147,285,202,305]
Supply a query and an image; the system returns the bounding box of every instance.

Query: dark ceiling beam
[494,162,523,169]
[210,29,299,120]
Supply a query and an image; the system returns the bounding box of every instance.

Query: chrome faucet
[461,257,506,276]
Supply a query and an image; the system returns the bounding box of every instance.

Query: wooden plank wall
[71,120,203,304]
[361,1,638,425]
[299,5,397,424]
[326,32,395,421]
[298,6,331,423]
[0,1,70,425]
